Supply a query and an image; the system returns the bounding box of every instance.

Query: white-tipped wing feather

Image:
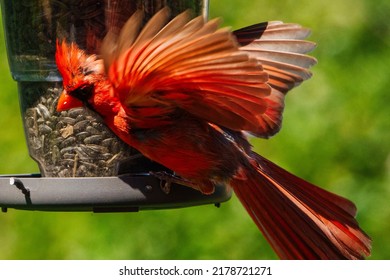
[235,21,317,92]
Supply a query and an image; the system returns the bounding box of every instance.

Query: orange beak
[57,90,84,112]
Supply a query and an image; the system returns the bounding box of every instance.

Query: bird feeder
[0,0,231,212]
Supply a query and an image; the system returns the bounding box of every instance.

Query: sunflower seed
[73,120,89,132]
[84,135,103,145]
[38,124,53,134]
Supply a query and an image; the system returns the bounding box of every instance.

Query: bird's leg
[149,171,200,194]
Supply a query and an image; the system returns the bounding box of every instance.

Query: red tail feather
[231,153,371,259]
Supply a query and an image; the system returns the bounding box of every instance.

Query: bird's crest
[55,40,104,87]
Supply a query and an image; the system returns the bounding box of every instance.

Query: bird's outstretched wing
[102,8,315,137]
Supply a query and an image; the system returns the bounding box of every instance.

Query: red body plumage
[55,8,371,259]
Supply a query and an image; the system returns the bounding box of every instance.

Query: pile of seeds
[22,82,138,177]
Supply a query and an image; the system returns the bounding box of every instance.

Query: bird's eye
[83,68,95,76]
[77,66,94,76]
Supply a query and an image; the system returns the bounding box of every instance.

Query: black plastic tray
[0,174,232,213]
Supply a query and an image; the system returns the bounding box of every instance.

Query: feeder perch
[0,0,231,212]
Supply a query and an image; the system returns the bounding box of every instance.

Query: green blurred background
[0,0,388,259]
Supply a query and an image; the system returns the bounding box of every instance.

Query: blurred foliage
[0,0,389,259]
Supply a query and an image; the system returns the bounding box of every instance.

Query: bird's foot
[149,171,198,194]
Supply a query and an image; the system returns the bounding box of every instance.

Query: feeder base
[0,174,231,212]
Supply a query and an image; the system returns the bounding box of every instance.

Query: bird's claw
[149,171,197,194]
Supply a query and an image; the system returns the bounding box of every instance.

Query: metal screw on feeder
[0,0,231,212]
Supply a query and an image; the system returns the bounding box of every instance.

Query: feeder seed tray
[0,174,232,212]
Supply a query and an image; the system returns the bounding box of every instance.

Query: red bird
[55,8,371,259]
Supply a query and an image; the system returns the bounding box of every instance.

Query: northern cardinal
[55,8,371,259]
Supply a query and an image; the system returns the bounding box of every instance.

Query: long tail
[231,153,371,259]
